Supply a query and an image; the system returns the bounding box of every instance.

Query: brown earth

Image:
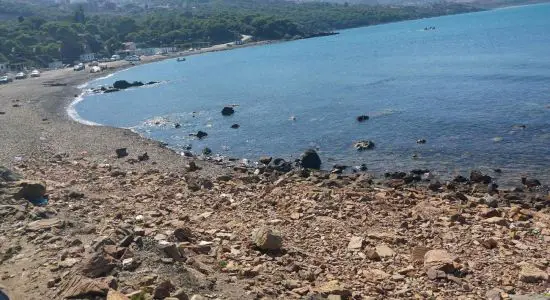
[1,49,549,300]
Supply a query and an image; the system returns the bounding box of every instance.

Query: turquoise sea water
[74,4,550,185]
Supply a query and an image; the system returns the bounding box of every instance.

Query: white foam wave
[67,93,102,126]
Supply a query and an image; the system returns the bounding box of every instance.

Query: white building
[79,53,96,63]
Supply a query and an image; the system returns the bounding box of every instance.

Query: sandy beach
[1,41,549,300]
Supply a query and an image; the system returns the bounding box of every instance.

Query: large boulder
[221,106,235,116]
[15,180,46,201]
[300,149,321,169]
[251,227,282,251]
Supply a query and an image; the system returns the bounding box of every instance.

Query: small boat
[176,57,186,62]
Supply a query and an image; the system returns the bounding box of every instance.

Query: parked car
[15,72,27,79]
[111,54,121,61]
[30,69,40,77]
[74,63,85,71]
[0,75,13,84]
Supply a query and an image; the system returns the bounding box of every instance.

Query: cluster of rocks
[0,154,549,300]
[91,80,159,94]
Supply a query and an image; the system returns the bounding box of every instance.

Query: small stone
[480,238,498,249]
[173,227,193,242]
[483,217,508,226]
[375,244,395,258]
[107,289,130,300]
[518,263,549,283]
[424,249,455,273]
[158,241,183,261]
[315,280,351,298]
[172,288,190,300]
[78,252,116,278]
[364,268,390,282]
[122,258,139,271]
[347,236,364,250]
[251,227,282,251]
[486,288,503,300]
[190,295,206,300]
[118,235,134,248]
[411,246,431,263]
[153,280,175,299]
[365,248,380,261]
[426,268,447,280]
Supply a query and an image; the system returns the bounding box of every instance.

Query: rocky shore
[1,55,549,300]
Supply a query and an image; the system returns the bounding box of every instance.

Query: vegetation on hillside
[0,0,481,67]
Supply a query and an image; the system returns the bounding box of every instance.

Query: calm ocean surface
[74,4,550,186]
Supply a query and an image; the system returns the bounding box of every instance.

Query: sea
[71,3,550,186]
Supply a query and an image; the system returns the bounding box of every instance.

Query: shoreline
[63,38,548,189]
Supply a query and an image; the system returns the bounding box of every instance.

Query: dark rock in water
[416,139,427,144]
[357,164,368,171]
[259,157,272,165]
[300,149,322,169]
[191,131,208,139]
[231,124,240,129]
[470,170,492,184]
[174,123,181,129]
[406,174,421,183]
[115,148,128,158]
[522,177,541,188]
[138,152,149,161]
[354,140,375,151]
[202,147,212,156]
[146,81,159,85]
[453,175,469,183]
[493,168,502,173]
[113,80,144,90]
[103,87,120,93]
[411,169,429,175]
[356,115,369,122]
[385,172,407,179]
[182,151,193,157]
[221,106,235,116]
[332,164,348,174]
[0,166,22,182]
[268,158,292,173]
[0,111,5,115]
